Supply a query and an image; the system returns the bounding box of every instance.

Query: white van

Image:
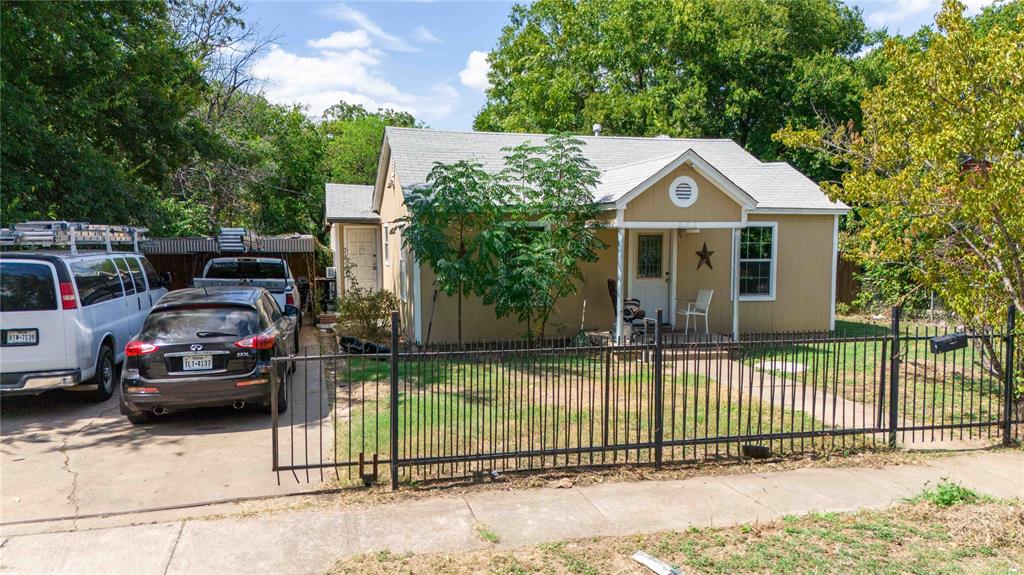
[0,252,169,401]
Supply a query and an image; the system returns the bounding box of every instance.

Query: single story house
[327,127,848,344]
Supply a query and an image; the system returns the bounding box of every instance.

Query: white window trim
[738,221,777,302]
[382,224,391,267]
[399,245,408,302]
[668,175,699,208]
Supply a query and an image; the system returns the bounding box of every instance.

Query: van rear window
[0,262,57,312]
[141,306,259,340]
[205,260,285,280]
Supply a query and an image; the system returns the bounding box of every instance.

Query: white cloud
[307,30,371,51]
[458,50,491,92]
[327,4,418,52]
[252,39,457,122]
[413,26,442,44]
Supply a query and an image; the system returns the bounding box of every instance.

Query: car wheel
[265,370,289,414]
[85,346,115,402]
[126,411,155,425]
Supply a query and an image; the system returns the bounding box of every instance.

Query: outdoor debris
[742,444,772,459]
[632,551,682,575]
[548,478,574,489]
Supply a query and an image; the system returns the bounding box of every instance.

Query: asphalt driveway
[0,328,331,525]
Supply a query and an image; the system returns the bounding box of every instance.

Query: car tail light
[59,282,77,310]
[285,293,294,306]
[235,332,276,350]
[126,341,159,356]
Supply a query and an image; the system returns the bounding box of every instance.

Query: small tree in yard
[480,135,604,342]
[776,0,1022,379]
[399,161,497,345]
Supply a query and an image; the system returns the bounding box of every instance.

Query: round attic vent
[669,176,698,208]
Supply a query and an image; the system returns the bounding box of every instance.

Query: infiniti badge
[190,344,203,351]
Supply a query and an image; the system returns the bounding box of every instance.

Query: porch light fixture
[668,176,698,208]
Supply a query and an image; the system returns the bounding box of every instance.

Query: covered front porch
[609,219,750,342]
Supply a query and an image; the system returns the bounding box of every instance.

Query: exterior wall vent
[669,176,699,208]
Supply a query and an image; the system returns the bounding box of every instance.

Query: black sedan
[119,286,297,425]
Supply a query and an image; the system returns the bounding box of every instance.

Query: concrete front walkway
[2,451,1020,575]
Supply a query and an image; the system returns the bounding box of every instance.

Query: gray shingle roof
[384,128,847,212]
[325,184,378,222]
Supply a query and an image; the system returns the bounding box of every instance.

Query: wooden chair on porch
[677,289,713,334]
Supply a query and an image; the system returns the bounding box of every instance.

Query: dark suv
[119,286,297,425]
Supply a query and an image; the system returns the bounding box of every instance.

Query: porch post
[731,227,740,340]
[669,229,678,328]
[615,227,625,342]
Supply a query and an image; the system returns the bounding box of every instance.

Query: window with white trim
[382,224,391,266]
[739,224,776,298]
[668,176,699,208]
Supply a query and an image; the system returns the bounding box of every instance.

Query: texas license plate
[4,329,37,345]
[182,354,213,371]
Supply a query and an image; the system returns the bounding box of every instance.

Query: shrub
[334,256,397,345]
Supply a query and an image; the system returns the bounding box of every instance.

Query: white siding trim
[737,221,778,302]
[413,255,422,344]
[615,221,746,229]
[830,214,839,331]
[612,150,758,210]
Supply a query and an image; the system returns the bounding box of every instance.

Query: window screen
[739,226,775,297]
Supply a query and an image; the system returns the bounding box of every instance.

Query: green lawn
[332,351,827,485]
[742,318,1007,434]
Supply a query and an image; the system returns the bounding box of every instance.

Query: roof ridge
[385,126,737,144]
[601,151,683,171]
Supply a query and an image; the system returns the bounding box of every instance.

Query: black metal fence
[271,306,1021,489]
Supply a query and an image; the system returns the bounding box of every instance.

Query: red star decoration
[696,242,714,270]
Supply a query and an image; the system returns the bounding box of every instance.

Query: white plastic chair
[677,289,713,334]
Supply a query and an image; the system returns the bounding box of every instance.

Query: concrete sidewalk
[2,451,1021,575]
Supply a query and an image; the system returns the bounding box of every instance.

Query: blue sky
[246,0,994,130]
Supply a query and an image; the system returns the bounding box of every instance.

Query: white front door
[344,227,379,291]
[629,231,670,319]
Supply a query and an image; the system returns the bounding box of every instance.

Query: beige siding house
[327,128,848,344]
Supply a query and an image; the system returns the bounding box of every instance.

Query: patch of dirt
[300,446,1002,511]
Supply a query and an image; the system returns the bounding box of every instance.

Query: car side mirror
[160,271,172,287]
[284,304,300,318]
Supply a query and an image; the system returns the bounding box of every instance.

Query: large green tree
[475,0,881,181]
[1,1,204,226]
[776,1,1022,340]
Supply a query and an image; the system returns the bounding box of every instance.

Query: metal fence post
[270,364,280,481]
[1004,305,1016,446]
[653,309,664,469]
[889,306,901,448]
[390,311,400,490]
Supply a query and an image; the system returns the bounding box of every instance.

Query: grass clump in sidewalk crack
[908,478,990,507]
[326,498,1024,574]
[475,522,500,544]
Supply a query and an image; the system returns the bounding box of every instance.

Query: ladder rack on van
[0,221,148,254]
